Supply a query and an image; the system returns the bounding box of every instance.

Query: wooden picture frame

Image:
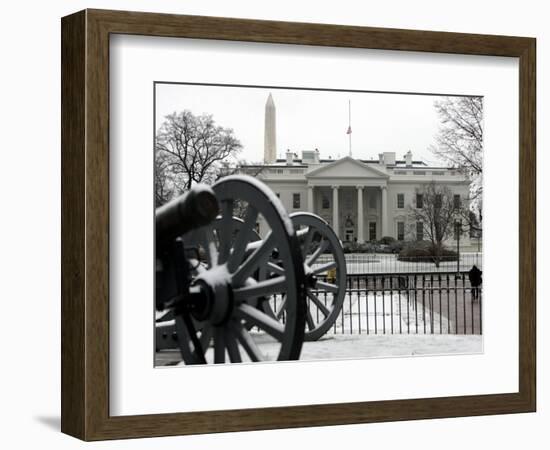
[61,9,536,441]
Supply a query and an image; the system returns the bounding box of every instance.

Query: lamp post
[456,220,462,274]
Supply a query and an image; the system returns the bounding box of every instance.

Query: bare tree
[431,97,483,178]
[431,96,483,234]
[155,110,242,204]
[154,148,176,206]
[408,182,464,267]
[214,160,267,219]
[214,159,265,181]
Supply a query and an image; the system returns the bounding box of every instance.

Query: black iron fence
[274,272,482,336]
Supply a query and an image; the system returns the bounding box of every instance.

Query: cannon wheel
[289,212,347,341]
[176,176,306,364]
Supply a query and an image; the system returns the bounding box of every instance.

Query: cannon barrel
[156,185,219,242]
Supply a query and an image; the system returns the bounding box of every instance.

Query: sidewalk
[296,333,482,361]
[156,333,483,366]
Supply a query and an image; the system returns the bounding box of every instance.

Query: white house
[238,94,473,247]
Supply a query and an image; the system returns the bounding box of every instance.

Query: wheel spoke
[306,239,329,265]
[197,227,218,268]
[245,239,262,252]
[306,309,315,330]
[227,206,258,273]
[232,232,276,285]
[217,200,234,264]
[214,326,225,364]
[200,324,213,348]
[301,227,314,259]
[312,261,337,275]
[267,261,285,275]
[307,292,330,317]
[316,280,339,294]
[236,303,285,341]
[174,316,205,364]
[224,327,242,363]
[231,321,264,362]
[233,276,287,302]
[275,297,287,319]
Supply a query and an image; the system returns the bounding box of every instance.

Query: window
[435,194,442,209]
[369,222,377,241]
[322,193,330,209]
[416,193,423,209]
[416,222,424,241]
[397,222,405,241]
[292,193,301,209]
[453,194,461,209]
[397,193,404,209]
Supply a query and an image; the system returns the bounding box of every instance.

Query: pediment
[306,156,388,179]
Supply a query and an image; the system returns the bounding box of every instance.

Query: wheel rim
[176,176,306,364]
[289,212,347,341]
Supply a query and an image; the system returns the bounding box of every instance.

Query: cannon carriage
[155,175,346,364]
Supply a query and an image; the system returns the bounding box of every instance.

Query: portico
[305,157,389,242]
[306,184,387,242]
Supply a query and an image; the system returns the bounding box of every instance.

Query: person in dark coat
[468,265,482,302]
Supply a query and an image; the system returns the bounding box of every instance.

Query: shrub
[398,241,458,263]
[342,241,372,254]
[388,240,406,254]
[378,236,396,245]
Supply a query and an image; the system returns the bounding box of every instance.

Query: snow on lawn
[317,291,453,336]
[315,252,483,274]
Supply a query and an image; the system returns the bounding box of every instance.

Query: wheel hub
[303,265,317,288]
[191,264,234,325]
[306,273,317,288]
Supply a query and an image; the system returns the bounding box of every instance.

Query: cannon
[155,175,346,364]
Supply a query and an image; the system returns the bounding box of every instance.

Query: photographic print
[154,83,483,366]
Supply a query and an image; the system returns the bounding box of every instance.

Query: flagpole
[348,99,352,157]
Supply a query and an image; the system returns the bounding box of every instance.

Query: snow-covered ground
[155,334,482,366]
[316,252,483,274]
[330,291,451,335]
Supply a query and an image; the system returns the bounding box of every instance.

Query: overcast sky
[155,83,467,165]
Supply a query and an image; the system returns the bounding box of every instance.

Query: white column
[307,185,314,213]
[381,185,388,238]
[357,186,364,243]
[332,185,339,238]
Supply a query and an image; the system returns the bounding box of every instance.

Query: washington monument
[264,93,277,163]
